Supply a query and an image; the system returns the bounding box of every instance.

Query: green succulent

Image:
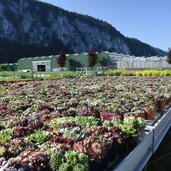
[27,130,52,145]
[64,151,89,168]
[50,151,63,171]
[136,117,146,130]
[75,117,100,127]
[118,124,138,138]
[60,126,85,141]
[59,163,73,171]
[103,118,121,127]
[123,116,146,131]
[0,146,6,157]
[0,129,12,145]
[73,164,88,171]
[123,116,138,125]
[49,117,75,130]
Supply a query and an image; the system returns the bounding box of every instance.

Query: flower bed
[0,76,171,170]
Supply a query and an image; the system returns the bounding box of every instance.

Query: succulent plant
[0,129,12,145]
[1,73,171,170]
[0,146,6,157]
[73,163,88,171]
[50,151,63,171]
[103,118,121,127]
[119,124,138,139]
[123,116,146,132]
[73,137,107,162]
[18,148,49,170]
[64,150,88,167]
[59,125,85,141]
[58,163,73,171]
[27,130,52,145]
[13,126,34,137]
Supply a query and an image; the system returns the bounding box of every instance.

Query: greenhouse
[17,51,170,72]
[17,52,108,72]
[108,52,171,69]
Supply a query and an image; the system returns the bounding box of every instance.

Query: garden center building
[17,52,170,72]
[17,52,109,72]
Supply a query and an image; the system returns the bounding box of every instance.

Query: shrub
[0,64,8,71]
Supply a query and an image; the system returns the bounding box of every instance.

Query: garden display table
[114,107,171,171]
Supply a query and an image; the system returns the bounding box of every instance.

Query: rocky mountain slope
[0,0,166,63]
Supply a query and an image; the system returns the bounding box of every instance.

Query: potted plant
[144,101,156,120]
[156,95,167,109]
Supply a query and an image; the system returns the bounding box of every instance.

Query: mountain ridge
[0,0,166,63]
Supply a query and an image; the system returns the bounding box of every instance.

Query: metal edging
[152,108,171,152]
[113,107,171,171]
[114,130,153,171]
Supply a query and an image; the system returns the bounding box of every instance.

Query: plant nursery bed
[114,107,171,171]
[0,76,171,171]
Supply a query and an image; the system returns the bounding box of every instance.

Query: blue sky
[40,0,170,51]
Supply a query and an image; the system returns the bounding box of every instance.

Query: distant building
[17,52,170,72]
[17,52,108,72]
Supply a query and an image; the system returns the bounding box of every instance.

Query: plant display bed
[0,76,171,171]
[114,107,171,171]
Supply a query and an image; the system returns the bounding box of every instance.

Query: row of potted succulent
[0,115,146,170]
[0,76,171,170]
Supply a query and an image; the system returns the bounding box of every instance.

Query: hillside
[0,0,166,63]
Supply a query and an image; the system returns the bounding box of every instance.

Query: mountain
[0,0,166,63]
